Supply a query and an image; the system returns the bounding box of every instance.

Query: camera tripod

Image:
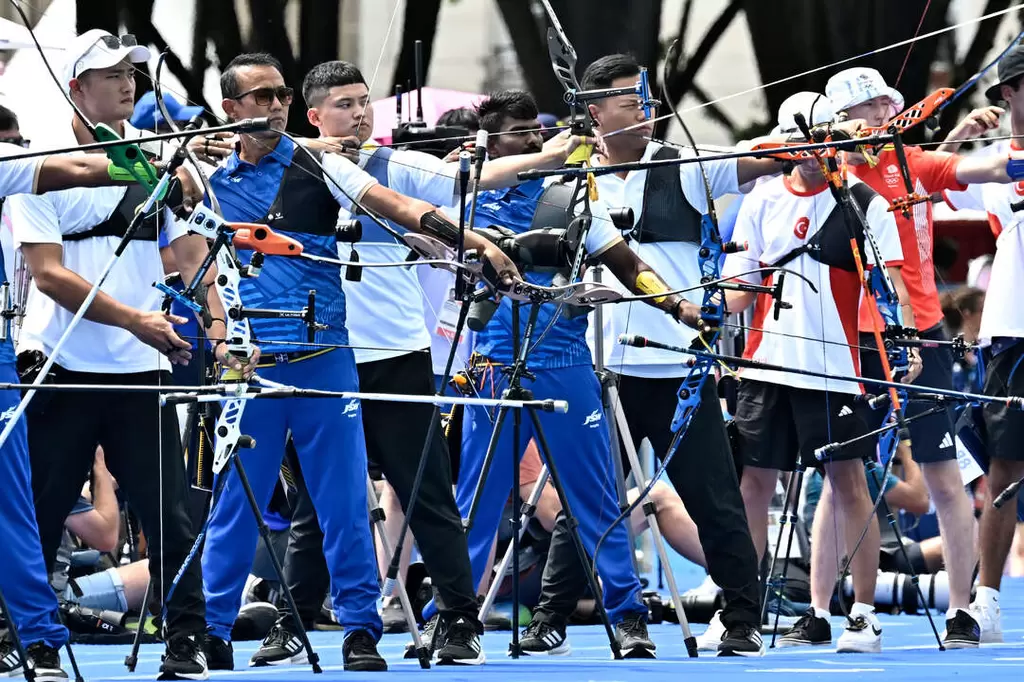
[761,399,947,649]
[476,265,695,648]
[462,297,621,658]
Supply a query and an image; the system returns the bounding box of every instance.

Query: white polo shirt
[341,146,457,365]
[586,141,740,378]
[8,121,186,373]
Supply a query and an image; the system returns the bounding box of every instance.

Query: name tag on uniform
[436,287,465,343]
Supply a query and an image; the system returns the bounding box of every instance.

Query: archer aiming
[943,41,1024,645]
[0,107,209,682]
[725,93,911,655]
[196,53,520,674]
[785,66,1024,651]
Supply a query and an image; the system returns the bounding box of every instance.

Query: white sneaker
[684,575,723,600]
[836,611,882,654]
[696,610,727,652]
[970,601,1003,643]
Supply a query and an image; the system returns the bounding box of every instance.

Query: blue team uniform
[425,180,647,625]
[0,246,67,648]
[201,136,381,642]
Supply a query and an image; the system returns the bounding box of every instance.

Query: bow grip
[95,123,159,191]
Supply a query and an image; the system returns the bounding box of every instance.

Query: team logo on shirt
[582,409,602,428]
[342,399,360,417]
[1014,181,1024,197]
[793,217,810,239]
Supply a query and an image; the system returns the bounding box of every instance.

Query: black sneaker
[436,616,485,665]
[250,621,308,667]
[205,636,234,671]
[158,634,209,680]
[520,619,570,655]
[0,637,24,677]
[718,624,765,657]
[404,612,441,660]
[615,614,656,659]
[25,642,68,682]
[778,609,831,648]
[342,629,387,672]
[944,609,981,649]
[232,602,279,642]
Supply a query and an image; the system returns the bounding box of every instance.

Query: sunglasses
[97,34,138,49]
[231,86,294,107]
[0,136,29,148]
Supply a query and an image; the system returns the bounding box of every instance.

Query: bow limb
[155,51,222,216]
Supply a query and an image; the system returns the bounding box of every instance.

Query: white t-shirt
[944,159,1024,345]
[723,174,903,394]
[0,143,43,286]
[586,141,740,378]
[341,146,457,364]
[8,122,187,373]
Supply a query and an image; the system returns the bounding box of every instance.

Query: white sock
[945,607,969,621]
[813,607,830,620]
[974,586,1000,609]
[850,602,875,617]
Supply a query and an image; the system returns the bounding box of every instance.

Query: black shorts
[982,339,1024,462]
[859,323,958,464]
[735,380,874,471]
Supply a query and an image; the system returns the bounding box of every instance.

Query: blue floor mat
[66,577,1024,681]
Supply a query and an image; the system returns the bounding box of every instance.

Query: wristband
[1007,155,1024,181]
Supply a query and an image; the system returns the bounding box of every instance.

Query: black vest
[772,182,875,273]
[262,148,343,236]
[631,146,703,244]
[63,183,162,242]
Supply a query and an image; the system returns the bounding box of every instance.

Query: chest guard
[772,182,874,273]
[352,147,403,243]
[631,146,703,245]
[63,183,162,243]
[263,148,343,236]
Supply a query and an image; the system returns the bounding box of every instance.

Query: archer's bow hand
[902,347,923,384]
[674,300,704,331]
[215,342,261,381]
[174,166,203,212]
[830,118,869,140]
[543,129,598,164]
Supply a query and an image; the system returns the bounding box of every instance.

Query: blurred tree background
[71,0,1020,140]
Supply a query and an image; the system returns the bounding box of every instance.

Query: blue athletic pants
[202,348,382,641]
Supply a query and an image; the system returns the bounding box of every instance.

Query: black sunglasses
[0,136,29,148]
[231,86,294,107]
[97,34,138,49]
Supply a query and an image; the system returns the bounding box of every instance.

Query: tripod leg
[124,577,153,671]
[464,406,511,533]
[610,390,696,655]
[478,467,549,624]
[527,409,621,660]
[767,468,806,646]
[864,463,944,649]
[602,376,643,580]
[0,589,36,682]
[229,457,323,674]
[366,478,430,668]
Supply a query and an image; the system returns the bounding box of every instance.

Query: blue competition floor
[70,577,1024,682]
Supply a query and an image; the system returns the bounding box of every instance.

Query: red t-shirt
[848,146,965,332]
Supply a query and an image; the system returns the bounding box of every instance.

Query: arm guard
[419,209,461,246]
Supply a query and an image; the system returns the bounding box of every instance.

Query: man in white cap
[794,66,1023,651]
[943,41,1024,644]
[725,92,910,654]
[6,29,257,680]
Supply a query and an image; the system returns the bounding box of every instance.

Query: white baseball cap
[61,29,151,94]
[825,67,904,117]
[772,92,836,135]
